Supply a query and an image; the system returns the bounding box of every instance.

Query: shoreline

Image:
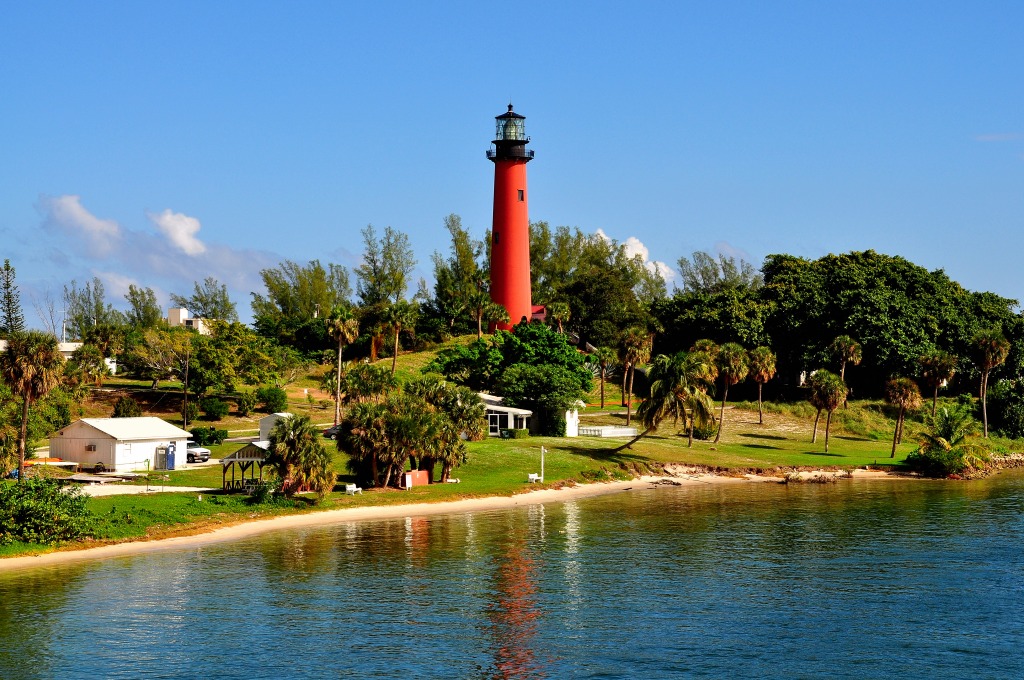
[0,468,903,572]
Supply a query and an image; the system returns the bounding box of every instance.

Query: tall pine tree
[0,259,26,338]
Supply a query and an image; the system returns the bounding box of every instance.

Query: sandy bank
[0,468,903,572]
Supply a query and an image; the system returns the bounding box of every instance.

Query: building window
[517,189,524,201]
[493,231,499,244]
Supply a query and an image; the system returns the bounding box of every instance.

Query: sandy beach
[0,468,899,572]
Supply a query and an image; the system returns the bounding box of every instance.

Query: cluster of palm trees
[614,340,778,451]
[338,376,486,488]
[266,413,336,500]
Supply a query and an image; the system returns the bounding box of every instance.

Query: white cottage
[478,394,533,437]
[49,417,191,472]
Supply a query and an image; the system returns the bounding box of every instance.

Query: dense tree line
[654,250,1023,400]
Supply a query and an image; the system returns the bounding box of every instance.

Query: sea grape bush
[256,386,288,413]
[0,478,94,545]
[200,397,230,420]
[112,395,143,418]
[189,427,228,446]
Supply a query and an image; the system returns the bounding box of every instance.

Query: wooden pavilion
[222,441,270,492]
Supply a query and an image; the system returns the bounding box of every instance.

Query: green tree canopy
[124,284,162,329]
[171,277,238,322]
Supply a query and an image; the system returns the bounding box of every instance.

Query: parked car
[186,445,211,463]
[323,424,341,440]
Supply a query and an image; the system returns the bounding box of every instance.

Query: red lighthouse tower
[487,104,534,330]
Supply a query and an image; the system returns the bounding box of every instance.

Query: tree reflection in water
[486,532,546,679]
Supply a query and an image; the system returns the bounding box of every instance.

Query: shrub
[236,391,258,417]
[318,399,333,410]
[0,478,94,545]
[692,420,717,440]
[112,395,143,418]
[200,397,230,421]
[189,427,228,446]
[256,386,288,413]
[988,380,1024,439]
[500,428,530,439]
[182,400,199,424]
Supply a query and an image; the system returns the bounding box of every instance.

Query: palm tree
[620,351,714,450]
[713,342,749,444]
[885,377,922,457]
[384,300,418,376]
[626,354,683,448]
[0,331,65,480]
[830,335,862,408]
[972,328,1010,438]
[325,306,359,426]
[546,301,570,333]
[916,405,987,474]
[620,327,652,426]
[810,370,846,453]
[482,301,511,334]
[589,346,616,409]
[267,413,336,500]
[339,401,389,487]
[919,349,957,416]
[747,346,776,425]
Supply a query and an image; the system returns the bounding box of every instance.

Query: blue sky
[2,1,1022,328]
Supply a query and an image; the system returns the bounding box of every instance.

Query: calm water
[3,472,1024,679]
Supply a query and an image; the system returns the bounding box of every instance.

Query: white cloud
[595,228,675,282]
[147,209,207,256]
[37,194,122,256]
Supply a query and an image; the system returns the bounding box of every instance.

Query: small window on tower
[494,231,500,244]
[517,189,524,202]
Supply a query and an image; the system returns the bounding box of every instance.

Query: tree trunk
[334,340,344,426]
[621,365,629,407]
[891,413,900,457]
[625,366,635,425]
[757,382,764,424]
[441,462,451,483]
[932,386,938,417]
[714,383,729,443]
[615,426,656,452]
[812,408,821,443]
[17,398,29,481]
[477,313,483,339]
[391,327,400,376]
[688,419,694,448]
[896,407,906,444]
[840,362,848,409]
[982,370,989,438]
[599,367,606,409]
[825,410,833,452]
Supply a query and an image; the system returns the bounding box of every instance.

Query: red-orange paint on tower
[487,104,534,331]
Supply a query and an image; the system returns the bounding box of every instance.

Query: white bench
[345,483,362,495]
[527,473,540,483]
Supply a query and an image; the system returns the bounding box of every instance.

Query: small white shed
[49,417,191,472]
[564,400,587,437]
[259,412,293,441]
